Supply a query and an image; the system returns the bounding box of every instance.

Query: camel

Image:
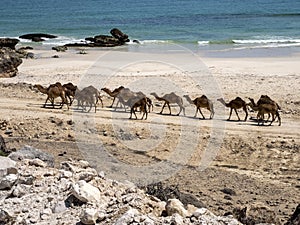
[217,97,247,121]
[247,96,281,126]
[101,86,124,107]
[34,83,69,110]
[150,92,185,116]
[257,103,281,126]
[183,95,214,119]
[63,82,77,105]
[75,85,103,113]
[126,96,148,120]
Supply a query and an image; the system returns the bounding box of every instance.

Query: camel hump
[201,95,208,99]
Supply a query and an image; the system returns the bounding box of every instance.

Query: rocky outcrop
[19,33,57,42]
[0,149,243,225]
[0,47,23,78]
[0,156,18,190]
[64,28,130,48]
[0,38,19,50]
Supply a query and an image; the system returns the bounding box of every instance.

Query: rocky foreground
[1,146,299,225]
[0,146,245,225]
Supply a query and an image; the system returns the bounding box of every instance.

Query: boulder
[0,47,23,78]
[0,38,19,50]
[0,156,18,189]
[8,145,54,167]
[19,33,57,42]
[71,180,101,203]
[52,46,68,52]
[80,208,99,225]
[165,199,188,217]
[110,28,129,43]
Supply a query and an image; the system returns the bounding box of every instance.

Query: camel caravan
[34,83,281,126]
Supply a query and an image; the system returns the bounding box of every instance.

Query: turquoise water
[1,0,300,49]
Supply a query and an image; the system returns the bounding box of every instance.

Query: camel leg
[43,97,50,108]
[234,108,241,121]
[167,103,172,115]
[199,108,205,119]
[194,108,199,118]
[109,97,116,108]
[243,106,248,121]
[277,112,281,126]
[98,97,104,108]
[160,102,167,114]
[228,108,233,120]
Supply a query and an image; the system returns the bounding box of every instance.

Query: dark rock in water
[19,33,57,42]
[65,28,130,47]
[92,35,122,47]
[18,46,33,50]
[0,47,23,78]
[0,38,20,50]
[110,28,129,43]
[133,39,140,44]
[285,204,300,225]
[8,145,55,167]
[52,46,68,52]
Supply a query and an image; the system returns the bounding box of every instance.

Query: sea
[1,0,300,54]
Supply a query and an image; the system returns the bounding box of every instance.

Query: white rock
[0,156,17,177]
[28,158,47,167]
[80,208,98,225]
[0,173,18,190]
[53,200,68,213]
[71,180,101,203]
[115,208,139,225]
[170,213,184,225]
[165,199,188,217]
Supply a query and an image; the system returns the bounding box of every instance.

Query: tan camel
[75,85,103,113]
[150,92,185,116]
[183,95,214,119]
[217,97,247,121]
[34,83,69,109]
[101,86,124,107]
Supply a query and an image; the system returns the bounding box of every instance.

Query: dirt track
[0,82,299,224]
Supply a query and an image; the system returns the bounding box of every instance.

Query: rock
[71,180,101,203]
[80,208,99,225]
[115,208,139,225]
[91,35,123,47]
[0,134,9,154]
[165,199,188,217]
[53,201,68,214]
[52,46,68,52]
[170,213,184,225]
[8,145,54,167]
[221,187,236,196]
[28,158,47,167]
[0,38,19,50]
[0,173,18,190]
[110,28,129,43]
[285,204,300,225]
[19,33,57,42]
[0,156,17,176]
[0,47,23,78]
[0,209,15,224]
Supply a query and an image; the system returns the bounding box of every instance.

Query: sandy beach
[0,45,299,223]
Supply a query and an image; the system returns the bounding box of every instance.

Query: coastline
[0,43,299,223]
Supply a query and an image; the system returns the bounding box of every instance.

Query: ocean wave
[197,38,300,47]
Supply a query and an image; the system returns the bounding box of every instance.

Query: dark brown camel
[217,97,247,121]
[183,95,214,119]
